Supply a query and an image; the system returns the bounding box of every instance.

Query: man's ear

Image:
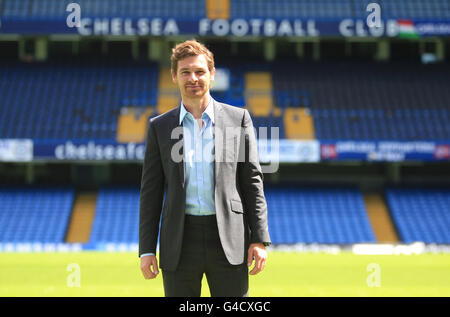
[171,69,177,84]
[210,67,215,81]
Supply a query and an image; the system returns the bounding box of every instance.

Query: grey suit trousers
[162,215,249,297]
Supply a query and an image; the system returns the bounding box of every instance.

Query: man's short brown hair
[171,39,215,74]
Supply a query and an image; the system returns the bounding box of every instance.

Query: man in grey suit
[139,39,271,297]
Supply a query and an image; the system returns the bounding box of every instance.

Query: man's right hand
[140,255,159,279]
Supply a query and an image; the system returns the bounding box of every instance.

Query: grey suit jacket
[139,98,271,271]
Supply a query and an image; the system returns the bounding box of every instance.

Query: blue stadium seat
[272,61,450,140]
[266,186,376,244]
[2,59,448,142]
[250,115,286,140]
[231,0,353,19]
[89,187,140,243]
[386,187,450,243]
[0,187,74,243]
[2,0,449,20]
[231,0,449,20]
[85,186,376,245]
[5,0,206,19]
[0,60,158,140]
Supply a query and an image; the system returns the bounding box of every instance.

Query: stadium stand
[386,187,450,244]
[2,186,450,246]
[230,0,450,20]
[2,0,448,21]
[231,0,353,19]
[265,186,376,244]
[251,115,286,140]
[0,187,74,242]
[244,71,274,117]
[0,0,448,253]
[89,187,140,244]
[0,60,158,140]
[66,186,379,245]
[2,0,206,19]
[116,107,156,143]
[210,63,246,108]
[354,0,450,19]
[206,0,230,19]
[1,60,449,141]
[272,61,450,140]
[363,194,399,243]
[65,192,97,243]
[156,67,180,115]
[283,107,315,140]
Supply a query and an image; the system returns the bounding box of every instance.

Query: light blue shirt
[140,99,216,258]
[179,99,216,216]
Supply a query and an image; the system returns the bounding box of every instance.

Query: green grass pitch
[1,251,449,297]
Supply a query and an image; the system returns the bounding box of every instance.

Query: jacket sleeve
[238,109,271,245]
[139,118,165,257]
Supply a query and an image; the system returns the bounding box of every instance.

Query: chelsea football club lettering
[199,18,320,37]
[60,1,395,37]
[67,17,401,37]
[76,18,179,36]
[0,2,444,36]
[74,17,320,37]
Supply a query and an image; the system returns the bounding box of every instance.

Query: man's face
[171,54,215,100]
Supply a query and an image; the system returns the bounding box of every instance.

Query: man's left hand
[247,243,268,275]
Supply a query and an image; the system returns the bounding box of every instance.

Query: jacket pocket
[230,199,244,214]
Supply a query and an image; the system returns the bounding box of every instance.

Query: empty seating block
[283,107,315,140]
[157,95,180,115]
[0,0,367,19]
[272,61,450,140]
[89,187,140,244]
[65,192,97,243]
[0,60,159,140]
[211,63,246,107]
[230,0,448,20]
[363,194,399,242]
[251,115,286,140]
[245,72,272,90]
[245,72,273,117]
[14,0,206,19]
[85,186,376,246]
[157,68,180,115]
[116,107,155,143]
[231,0,353,19]
[266,186,376,244]
[3,1,449,22]
[206,0,230,19]
[0,187,74,243]
[386,188,450,243]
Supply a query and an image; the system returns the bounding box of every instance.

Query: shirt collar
[179,97,214,125]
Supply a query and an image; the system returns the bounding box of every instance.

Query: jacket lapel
[169,106,185,188]
[213,99,224,189]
